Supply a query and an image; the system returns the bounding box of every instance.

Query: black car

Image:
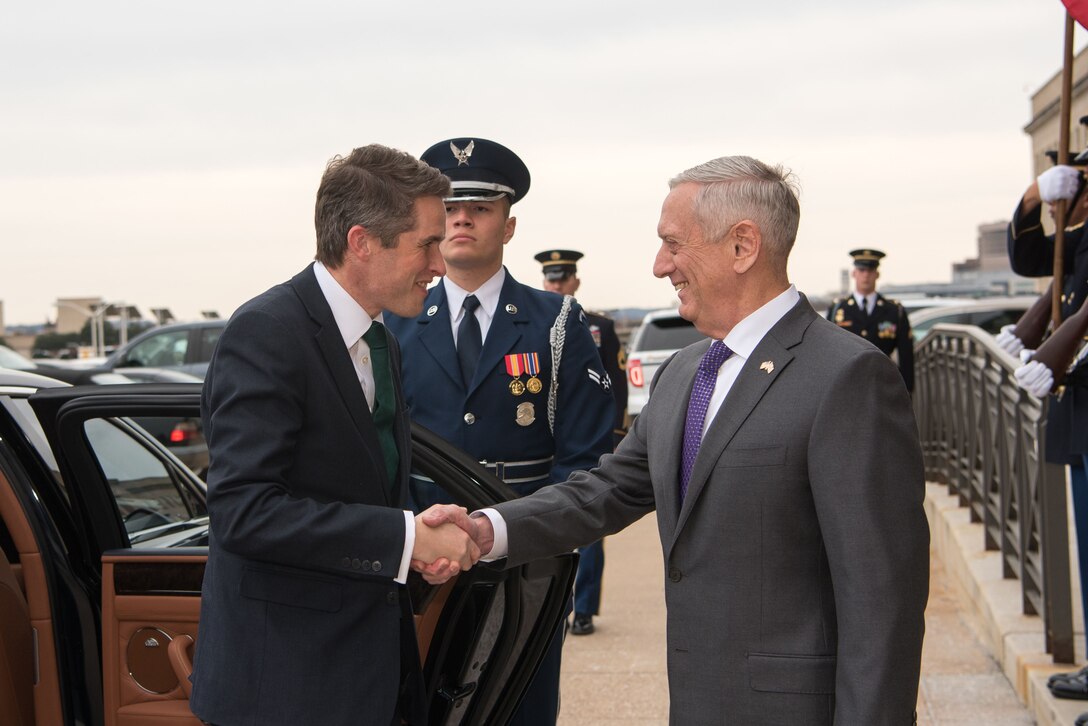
[0,371,574,726]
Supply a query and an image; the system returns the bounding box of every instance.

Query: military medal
[516,402,535,426]
[505,352,542,396]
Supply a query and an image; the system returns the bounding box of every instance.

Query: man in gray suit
[420,155,929,724]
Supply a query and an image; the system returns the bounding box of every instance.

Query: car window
[636,318,707,351]
[123,330,189,368]
[82,417,206,535]
[969,310,1023,334]
[198,326,223,361]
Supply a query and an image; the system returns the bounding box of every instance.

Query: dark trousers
[1073,463,1088,631]
[573,539,604,616]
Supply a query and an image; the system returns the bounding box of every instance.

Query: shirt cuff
[396,510,414,584]
[474,508,509,561]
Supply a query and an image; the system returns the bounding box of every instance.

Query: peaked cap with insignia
[420,137,531,204]
[534,248,584,280]
[849,248,885,270]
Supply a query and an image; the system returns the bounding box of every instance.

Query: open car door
[28,384,208,726]
[23,383,575,726]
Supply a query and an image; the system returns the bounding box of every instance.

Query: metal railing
[915,324,1074,663]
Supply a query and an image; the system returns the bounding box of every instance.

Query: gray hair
[314,144,451,266]
[669,156,800,263]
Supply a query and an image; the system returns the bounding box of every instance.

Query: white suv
[626,309,707,417]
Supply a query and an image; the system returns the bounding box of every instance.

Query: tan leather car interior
[101,553,205,726]
[0,470,62,726]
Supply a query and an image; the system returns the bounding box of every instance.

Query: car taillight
[628,358,644,388]
[169,421,198,444]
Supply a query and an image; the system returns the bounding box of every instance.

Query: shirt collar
[313,261,379,348]
[721,285,800,359]
[442,266,507,320]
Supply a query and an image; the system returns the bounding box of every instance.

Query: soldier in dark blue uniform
[825,248,913,393]
[385,137,614,726]
[534,248,627,637]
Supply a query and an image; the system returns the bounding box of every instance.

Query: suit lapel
[650,345,704,542]
[290,267,392,504]
[469,276,528,396]
[671,297,816,541]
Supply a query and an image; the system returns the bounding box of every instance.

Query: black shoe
[1076,712,1088,726]
[1049,664,1088,687]
[1050,672,1088,700]
[570,613,594,636]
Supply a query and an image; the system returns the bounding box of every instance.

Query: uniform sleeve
[549,303,616,483]
[1007,199,1054,277]
[599,318,629,445]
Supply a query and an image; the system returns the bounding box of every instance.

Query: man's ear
[346,224,376,261]
[502,216,517,245]
[731,220,761,274]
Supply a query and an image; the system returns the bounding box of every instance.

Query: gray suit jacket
[494,296,929,725]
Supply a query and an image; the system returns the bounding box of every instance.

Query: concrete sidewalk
[558,497,1038,725]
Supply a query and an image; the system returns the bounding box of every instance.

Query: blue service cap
[420,137,531,204]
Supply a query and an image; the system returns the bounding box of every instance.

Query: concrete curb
[925,482,1087,725]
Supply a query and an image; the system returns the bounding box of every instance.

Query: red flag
[1064,0,1088,29]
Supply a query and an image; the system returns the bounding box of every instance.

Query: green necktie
[362,321,399,491]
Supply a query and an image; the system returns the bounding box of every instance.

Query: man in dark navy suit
[386,137,614,726]
[535,248,627,636]
[825,248,913,393]
[189,144,480,726]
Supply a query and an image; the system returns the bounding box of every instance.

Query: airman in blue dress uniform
[385,137,614,726]
[825,248,914,393]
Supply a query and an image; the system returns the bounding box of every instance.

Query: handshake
[410,505,497,585]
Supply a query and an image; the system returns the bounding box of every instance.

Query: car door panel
[101,551,204,726]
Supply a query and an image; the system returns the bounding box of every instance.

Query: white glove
[1038,165,1081,203]
[1014,360,1054,398]
[995,325,1024,357]
[1019,348,1035,364]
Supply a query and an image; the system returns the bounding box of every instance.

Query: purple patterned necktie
[680,340,734,501]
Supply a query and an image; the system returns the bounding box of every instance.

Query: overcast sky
[1,0,1083,325]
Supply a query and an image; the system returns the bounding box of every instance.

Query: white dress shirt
[443,267,506,344]
[313,261,415,583]
[480,285,801,560]
[853,292,874,315]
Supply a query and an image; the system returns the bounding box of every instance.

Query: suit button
[341,557,351,568]
[352,558,362,569]
[372,560,382,573]
[464,413,476,425]
[669,567,682,582]
[361,560,370,571]
[387,590,399,605]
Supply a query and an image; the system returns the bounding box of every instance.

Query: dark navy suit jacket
[385,270,613,491]
[190,265,423,726]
